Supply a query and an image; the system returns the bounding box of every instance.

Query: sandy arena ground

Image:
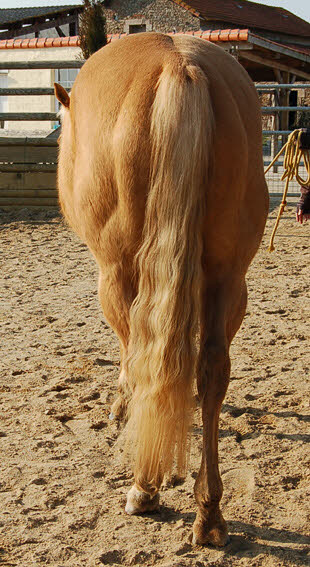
[1,197,309,567]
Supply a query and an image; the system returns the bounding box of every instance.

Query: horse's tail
[127,58,214,493]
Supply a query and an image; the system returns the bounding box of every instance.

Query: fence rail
[0,88,64,96]
[0,60,84,70]
[0,136,58,208]
[262,106,309,113]
[0,137,58,146]
[0,112,58,121]
[256,84,310,90]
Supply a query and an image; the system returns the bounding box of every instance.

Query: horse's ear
[54,83,70,109]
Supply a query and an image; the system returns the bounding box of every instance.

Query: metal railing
[257,83,310,193]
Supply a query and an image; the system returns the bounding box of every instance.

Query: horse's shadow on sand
[225,521,309,564]
[148,506,309,565]
[222,402,310,424]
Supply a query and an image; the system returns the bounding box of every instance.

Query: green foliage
[80,0,108,60]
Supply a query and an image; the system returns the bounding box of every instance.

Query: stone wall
[296,89,310,128]
[300,89,310,106]
[104,0,200,35]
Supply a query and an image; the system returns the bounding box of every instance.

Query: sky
[0,0,309,23]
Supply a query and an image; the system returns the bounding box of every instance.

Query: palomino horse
[55,32,268,546]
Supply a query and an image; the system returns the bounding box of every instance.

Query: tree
[79,0,108,60]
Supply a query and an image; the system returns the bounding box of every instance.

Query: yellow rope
[266,129,310,252]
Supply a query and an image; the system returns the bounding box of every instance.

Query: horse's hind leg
[98,261,135,420]
[193,279,247,546]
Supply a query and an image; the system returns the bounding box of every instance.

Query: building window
[55,68,79,111]
[124,19,151,34]
[129,23,146,34]
[56,68,79,91]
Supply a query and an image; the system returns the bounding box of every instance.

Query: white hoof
[125,485,160,515]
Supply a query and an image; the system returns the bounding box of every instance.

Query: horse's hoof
[162,473,184,489]
[125,485,160,515]
[110,396,127,421]
[192,518,229,547]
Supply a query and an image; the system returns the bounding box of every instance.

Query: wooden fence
[0,137,58,208]
[0,59,83,209]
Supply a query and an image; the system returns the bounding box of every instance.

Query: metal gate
[257,83,310,194]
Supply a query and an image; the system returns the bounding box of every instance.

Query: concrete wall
[0,46,81,131]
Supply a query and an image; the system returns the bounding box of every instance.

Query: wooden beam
[0,137,58,147]
[239,51,310,81]
[0,88,69,95]
[0,13,78,40]
[0,112,58,121]
[0,198,58,208]
[0,189,57,198]
[0,164,57,172]
[0,171,56,190]
[0,61,83,70]
[274,69,283,83]
[280,72,290,133]
[56,26,66,37]
[249,33,310,64]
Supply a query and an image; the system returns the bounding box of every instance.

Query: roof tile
[172,0,310,38]
[0,35,82,49]
[28,38,37,48]
[0,30,250,50]
[12,38,22,48]
[45,38,55,48]
[0,29,308,63]
[37,38,47,48]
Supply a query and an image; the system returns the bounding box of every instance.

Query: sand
[0,197,309,567]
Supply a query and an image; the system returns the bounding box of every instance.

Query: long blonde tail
[127,59,213,493]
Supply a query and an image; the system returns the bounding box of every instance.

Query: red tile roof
[0,36,80,49]
[0,30,308,62]
[172,0,310,38]
[109,29,250,42]
[0,30,250,49]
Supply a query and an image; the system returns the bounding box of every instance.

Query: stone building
[103,0,310,54]
[1,1,309,54]
[104,0,200,35]
[0,1,309,132]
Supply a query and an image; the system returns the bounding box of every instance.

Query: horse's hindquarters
[56,32,269,546]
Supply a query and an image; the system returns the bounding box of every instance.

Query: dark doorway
[289,90,297,129]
